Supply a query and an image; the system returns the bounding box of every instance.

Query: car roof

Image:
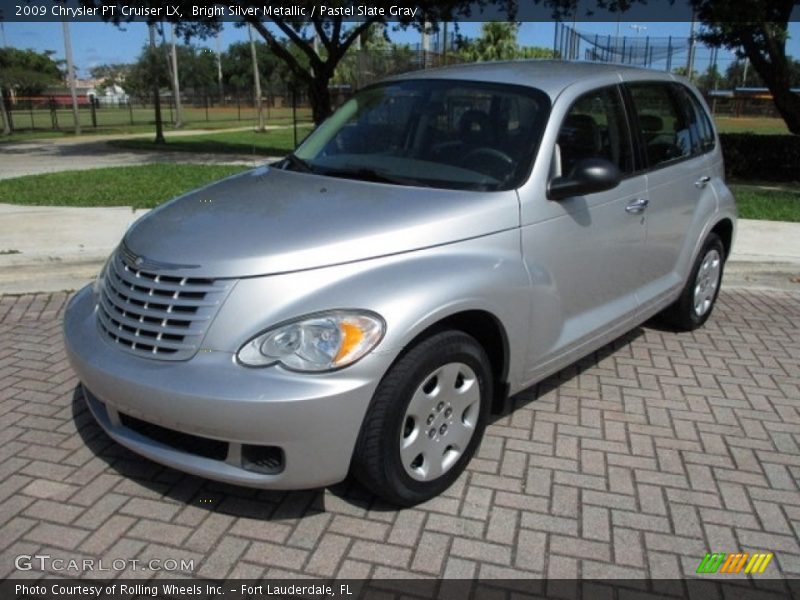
[387,60,680,98]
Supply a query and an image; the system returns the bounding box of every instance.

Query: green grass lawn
[107,127,313,157]
[731,184,800,222]
[714,116,790,135]
[0,106,313,144]
[1,164,797,223]
[0,164,249,209]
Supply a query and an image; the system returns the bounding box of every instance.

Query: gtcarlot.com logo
[696,552,773,575]
[15,554,194,573]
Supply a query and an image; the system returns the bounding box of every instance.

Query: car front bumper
[63,286,383,490]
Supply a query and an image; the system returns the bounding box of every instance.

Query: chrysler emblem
[119,243,200,271]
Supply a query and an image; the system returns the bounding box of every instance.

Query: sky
[2,20,799,79]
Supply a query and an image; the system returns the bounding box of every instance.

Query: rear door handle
[625,198,649,214]
[695,175,711,188]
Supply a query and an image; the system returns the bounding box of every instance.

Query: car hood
[122,166,520,278]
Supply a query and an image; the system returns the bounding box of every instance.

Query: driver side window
[555,86,634,177]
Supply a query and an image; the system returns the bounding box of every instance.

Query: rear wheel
[660,233,725,331]
[352,331,492,506]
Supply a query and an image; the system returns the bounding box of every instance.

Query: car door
[520,84,648,382]
[623,81,718,313]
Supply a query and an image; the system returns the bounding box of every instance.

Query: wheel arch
[710,218,734,259]
[399,309,511,414]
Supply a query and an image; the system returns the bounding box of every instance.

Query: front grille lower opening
[241,445,285,475]
[119,413,228,461]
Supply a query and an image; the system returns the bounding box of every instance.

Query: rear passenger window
[628,83,693,167]
[673,85,716,155]
[556,86,634,176]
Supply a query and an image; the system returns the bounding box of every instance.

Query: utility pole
[62,21,81,135]
[169,24,183,128]
[215,31,224,104]
[686,12,697,81]
[248,24,264,131]
[148,23,165,144]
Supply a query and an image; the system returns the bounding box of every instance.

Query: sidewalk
[1,204,798,295]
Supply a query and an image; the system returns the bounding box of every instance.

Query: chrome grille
[97,249,233,360]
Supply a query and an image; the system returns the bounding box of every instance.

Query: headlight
[237,310,385,372]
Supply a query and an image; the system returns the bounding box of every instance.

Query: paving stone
[1,289,798,578]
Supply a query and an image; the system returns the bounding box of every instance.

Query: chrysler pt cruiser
[64,61,736,505]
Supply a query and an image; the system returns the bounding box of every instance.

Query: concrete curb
[3,259,796,297]
[1,205,798,295]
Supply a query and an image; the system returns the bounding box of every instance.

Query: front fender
[203,230,531,388]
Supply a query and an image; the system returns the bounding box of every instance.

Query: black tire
[660,233,725,331]
[351,331,493,506]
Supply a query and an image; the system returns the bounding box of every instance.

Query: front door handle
[695,175,711,188]
[625,198,649,214]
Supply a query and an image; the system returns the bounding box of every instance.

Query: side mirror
[547,158,622,201]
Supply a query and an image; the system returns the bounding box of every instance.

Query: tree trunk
[741,33,800,136]
[307,72,333,125]
[759,75,800,135]
[0,90,12,135]
[769,86,800,135]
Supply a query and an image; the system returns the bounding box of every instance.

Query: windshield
[290,79,550,191]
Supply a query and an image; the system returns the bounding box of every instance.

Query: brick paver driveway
[1,289,798,581]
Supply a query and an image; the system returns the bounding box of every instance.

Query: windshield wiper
[319,167,429,187]
[282,153,314,173]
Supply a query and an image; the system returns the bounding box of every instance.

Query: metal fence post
[666,37,673,72]
[292,86,298,148]
[50,97,58,129]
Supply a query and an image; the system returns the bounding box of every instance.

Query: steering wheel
[460,147,514,179]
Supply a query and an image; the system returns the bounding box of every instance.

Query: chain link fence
[2,47,463,134]
[2,88,312,134]
[553,21,791,120]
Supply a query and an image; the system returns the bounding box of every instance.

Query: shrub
[719,133,800,183]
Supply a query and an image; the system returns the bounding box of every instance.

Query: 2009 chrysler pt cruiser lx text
[64,61,736,505]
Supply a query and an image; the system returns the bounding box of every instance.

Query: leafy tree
[0,47,64,134]
[124,43,169,101]
[517,46,558,59]
[124,42,223,101]
[720,58,800,90]
[457,22,522,62]
[695,64,722,92]
[331,25,418,89]
[84,0,527,124]
[175,45,218,94]
[723,59,763,88]
[692,0,800,134]
[221,40,280,93]
[0,47,64,94]
[457,23,555,62]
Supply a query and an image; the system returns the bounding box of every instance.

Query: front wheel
[660,233,725,331]
[351,331,492,506]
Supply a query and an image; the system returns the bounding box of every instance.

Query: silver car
[63,61,736,506]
